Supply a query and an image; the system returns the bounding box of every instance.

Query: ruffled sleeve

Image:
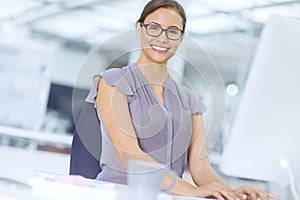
[190,92,207,115]
[175,83,207,115]
[86,67,134,105]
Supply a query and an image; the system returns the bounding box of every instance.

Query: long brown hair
[137,0,186,31]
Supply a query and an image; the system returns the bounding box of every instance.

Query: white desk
[0,146,70,183]
[0,173,210,200]
[0,183,210,200]
[0,125,72,146]
[0,146,210,200]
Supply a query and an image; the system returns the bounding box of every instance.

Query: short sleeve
[86,67,134,105]
[190,92,207,115]
[188,91,207,115]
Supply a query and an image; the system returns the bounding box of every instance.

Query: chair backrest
[69,101,102,179]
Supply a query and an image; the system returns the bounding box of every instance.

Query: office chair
[70,101,102,179]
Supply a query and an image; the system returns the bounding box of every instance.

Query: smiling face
[137,7,184,65]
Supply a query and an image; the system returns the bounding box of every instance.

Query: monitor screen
[47,83,89,133]
[220,14,300,189]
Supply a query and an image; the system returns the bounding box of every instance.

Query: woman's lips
[151,45,169,53]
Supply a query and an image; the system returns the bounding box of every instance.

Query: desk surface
[0,125,72,146]
[0,173,210,200]
[0,146,210,200]
[0,146,69,184]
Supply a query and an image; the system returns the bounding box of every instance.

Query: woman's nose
[158,30,168,42]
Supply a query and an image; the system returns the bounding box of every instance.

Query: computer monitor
[220,14,300,189]
[47,83,89,133]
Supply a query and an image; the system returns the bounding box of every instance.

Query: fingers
[197,183,276,200]
[267,193,276,199]
[213,183,236,199]
[198,182,241,200]
[234,185,276,200]
[236,193,247,200]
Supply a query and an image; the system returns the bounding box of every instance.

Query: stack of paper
[28,172,117,200]
[158,193,215,200]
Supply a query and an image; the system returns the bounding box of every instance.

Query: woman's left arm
[188,114,275,200]
[188,114,229,186]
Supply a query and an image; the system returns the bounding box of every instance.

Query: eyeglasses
[140,23,184,41]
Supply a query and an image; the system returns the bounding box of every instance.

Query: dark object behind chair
[70,101,102,179]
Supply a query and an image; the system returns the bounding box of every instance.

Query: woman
[87,0,275,199]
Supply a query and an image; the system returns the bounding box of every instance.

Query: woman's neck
[135,60,168,85]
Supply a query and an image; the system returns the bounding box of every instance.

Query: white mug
[127,160,178,200]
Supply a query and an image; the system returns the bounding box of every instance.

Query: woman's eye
[168,29,179,34]
[149,25,160,30]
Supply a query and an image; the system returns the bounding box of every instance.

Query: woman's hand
[194,182,276,200]
[234,185,276,200]
[195,182,248,200]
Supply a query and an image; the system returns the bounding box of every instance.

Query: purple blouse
[86,63,207,184]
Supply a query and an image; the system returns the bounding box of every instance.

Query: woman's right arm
[96,77,199,196]
[96,77,148,165]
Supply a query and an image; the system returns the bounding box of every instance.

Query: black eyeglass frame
[140,22,184,41]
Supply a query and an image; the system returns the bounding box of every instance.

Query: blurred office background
[0,0,299,199]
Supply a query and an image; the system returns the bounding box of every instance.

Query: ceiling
[1,0,300,85]
[1,0,299,41]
